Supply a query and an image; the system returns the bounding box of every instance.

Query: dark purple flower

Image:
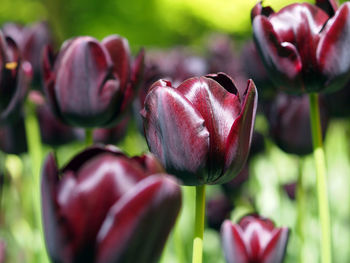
[2,21,53,86]
[42,35,144,128]
[221,215,290,263]
[41,146,181,263]
[0,115,27,154]
[206,194,233,231]
[141,72,257,185]
[252,0,350,93]
[283,182,297,201]
[266,92,328,155]
[0,31,31,125]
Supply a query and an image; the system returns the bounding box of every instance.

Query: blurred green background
[1,0,350,262]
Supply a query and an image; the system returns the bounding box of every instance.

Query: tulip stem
[308,93,332,263]
[296,158,305,263]
[85,129,94,146]
[192,185,206,263]
[24,100,46,262]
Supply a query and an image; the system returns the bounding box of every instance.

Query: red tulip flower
[221,215,290,263]
[42,35,144,128]
[252,0,350,93]
[41,146,181,263]
[141,72,257,185]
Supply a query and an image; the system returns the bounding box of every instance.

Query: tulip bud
[42,35,144,128]
[221,215,290,263]
[141,72,257,185]
[266,93,328,155]
[41,146,181,263]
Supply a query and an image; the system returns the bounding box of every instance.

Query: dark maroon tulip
[0,31,32,125]
[283,182,297,201]
[41,146,181,263]
[221,215,290,263]
[42,35,144,128]
[266,92,328,155]
[252,1,350,93]
[2,22,53,86]
[206,194,233,231]
[0,116,27,154]
[141,72,257,185]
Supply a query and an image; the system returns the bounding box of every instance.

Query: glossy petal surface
[142,80,210,185]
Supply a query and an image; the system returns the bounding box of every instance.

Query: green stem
[24,100,46,262]
[192,185,206,263]
[296,157,305,263]
[308,93,332,263]
[85,129,94,146]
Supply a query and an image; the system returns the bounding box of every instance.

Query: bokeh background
[1,0,350,262]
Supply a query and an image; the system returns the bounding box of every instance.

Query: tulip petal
[41,153,69,263]
[251,1,274,20]
[316,0,338,16]
[317,2,350,92]
[221,220,249,263]
[261,228,290,263]
[219,80,257,184]
[176,74,241,182]
[96,175,181,263]
[102,35,130,92]
[141,81,209,185]
[252,15,303,89]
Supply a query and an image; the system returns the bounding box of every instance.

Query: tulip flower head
[141,73,257,185]
[41,146,181,263]
[0,31,31,125]
[252,0,350,93]
[42,35,144,128]
[221,215,290,263]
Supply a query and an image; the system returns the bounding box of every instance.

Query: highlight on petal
[253,16,303,89]
[142,84,209,185]
[261,227,290,263]
[96,175,181,263]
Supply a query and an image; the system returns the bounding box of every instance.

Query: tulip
[141,72,257,186]
[221,215,289,263]
[0,31,32,125]
[252,1,350,93]
[41,146,181,263]
[266,92,328,155]
[206,194,233,231]
[0,240,5,263]
[2,22,53,86]
[92,115,129,144]
[42,35,144,128]
[283,182,297,201]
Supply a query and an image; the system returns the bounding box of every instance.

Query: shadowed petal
[219,80,257,184]
[141,82,209,185]
[317,2,350,92]
[96,175,181,263]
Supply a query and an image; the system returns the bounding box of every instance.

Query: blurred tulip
[0,31,31,125]
[324,79,350,118]
[221,215,289,263]
[252,1,350,93]
[283,182,297,201]
[42,35,144,128]
[0,116,27,154]
[2,22,53,86]
[266,93,328,155]
[141,72,257,185]
[221,164,249,197]
[92,115,129,144]
[41,146,181,263]
[0,240,5,263]
[206,194,233,231]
